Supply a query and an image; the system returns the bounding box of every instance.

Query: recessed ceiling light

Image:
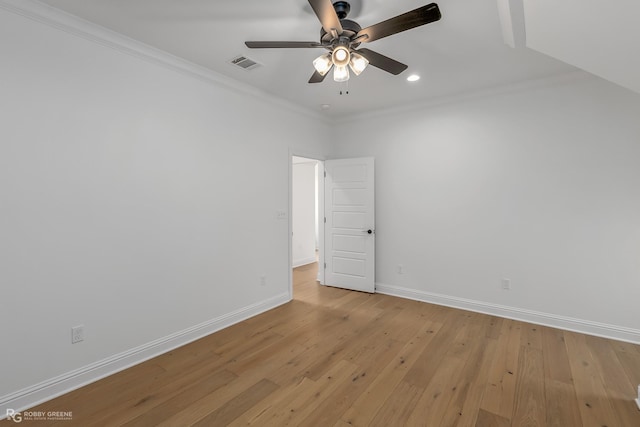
[321,104,331,110]
[407,74,420,82]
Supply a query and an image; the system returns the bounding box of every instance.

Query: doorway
[291,156,324,297]
[290,155,375,296]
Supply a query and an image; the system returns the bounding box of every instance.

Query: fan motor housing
[320,19,362,46]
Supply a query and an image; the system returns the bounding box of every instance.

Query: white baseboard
[0,292,290,415]
[376,283,640,345]
[292,256,317,268]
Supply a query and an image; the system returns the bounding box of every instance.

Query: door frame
[288,150,325,300]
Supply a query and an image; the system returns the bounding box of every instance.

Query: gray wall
[0,5,328,408]
[332,75,640,339]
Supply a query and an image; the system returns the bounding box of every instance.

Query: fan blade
[245,41,324,49]
[309,70,329,83]
[308,0,343,35]
[356,3,441,43]
[356,48,408,75]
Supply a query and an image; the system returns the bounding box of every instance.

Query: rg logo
[5,409,22,423]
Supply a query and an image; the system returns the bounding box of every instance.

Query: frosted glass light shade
[333,65,350,82]
[313,53,333,76]
[349,53,369,76]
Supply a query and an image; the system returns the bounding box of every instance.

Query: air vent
[230,55,261,71]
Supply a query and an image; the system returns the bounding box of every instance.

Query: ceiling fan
[245,0,441,83]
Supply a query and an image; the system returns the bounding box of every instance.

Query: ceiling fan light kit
[245,0,441,84]
[313,48,367,81]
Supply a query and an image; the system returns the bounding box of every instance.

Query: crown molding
[335,69,593,124]
[0,0,331,125]
[0,0,596,127]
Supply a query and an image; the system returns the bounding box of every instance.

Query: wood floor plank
[615,350,640,390]
[339,320,443,426]
[369,381,424,427]
[544,379,583,427]
[225,299,357,378]
[26,362,167,421]
[564,331,625,427]
[120,369,237,427]
[404,321,487,426]
[153,340,310,426]
[475,408,511,427]
[585,334,640,426]
[206,304,295,347]
[484,315,504,340]
[402,308,465,389]
[191,378,279,427]
[610,339,640,356]
[301,302,402,382]
[14,262,640,427]
[520,323,543,350]
[299,337,405,426]
[228,359,358,426]
[263,307,375,386]
[264,339,344,386]
[541,329,585,426]
[446,337,499,427]
[541,327,573,384]
[378,297,440,343]
[212,330,284,362]
[511,346,546,427]
[479,318,522,420]
[253,301,322,337]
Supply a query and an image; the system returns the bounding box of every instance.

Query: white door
[324,157,375,293]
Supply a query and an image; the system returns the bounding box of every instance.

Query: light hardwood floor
[9,262,640,426]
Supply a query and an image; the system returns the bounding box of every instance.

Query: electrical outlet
[502,278,511,290]
[71,325,84,344]
[260,275,267,286]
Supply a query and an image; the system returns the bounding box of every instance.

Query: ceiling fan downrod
[333,1,351,19]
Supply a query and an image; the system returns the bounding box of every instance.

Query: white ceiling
[523,0,640,95]
[37,0,575,119]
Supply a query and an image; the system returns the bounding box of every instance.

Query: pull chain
[339,79,350,95]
